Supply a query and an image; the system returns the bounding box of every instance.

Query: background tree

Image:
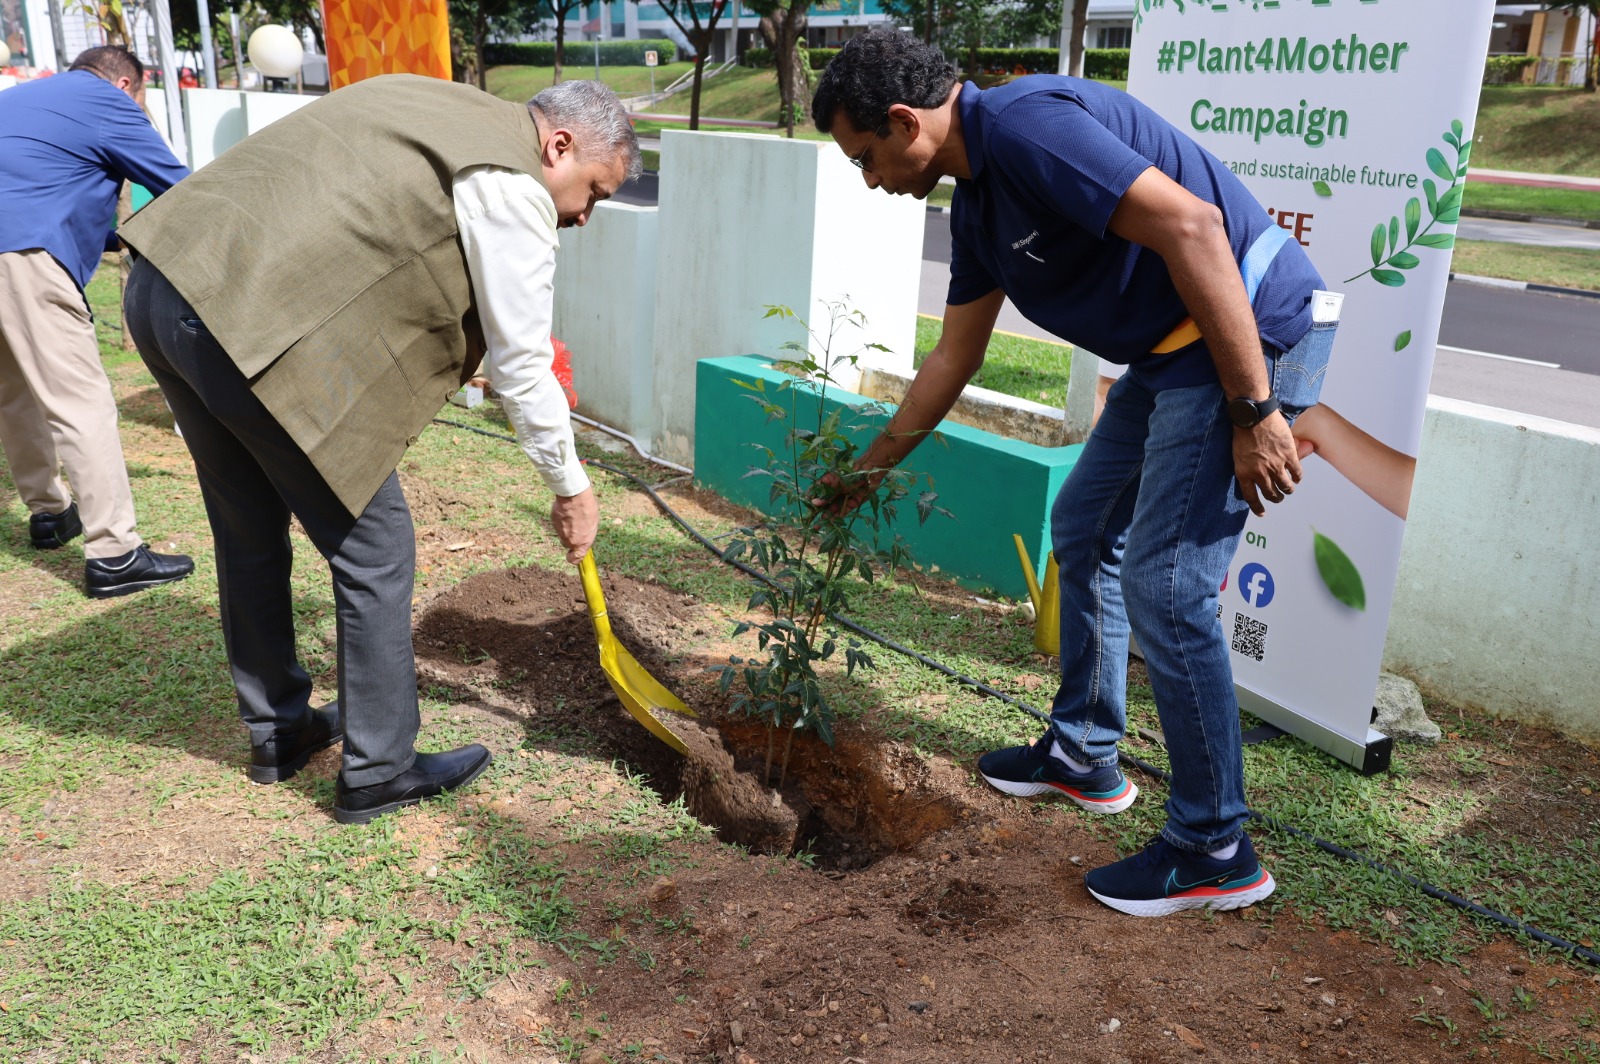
[749,0,810,135]
[530,0,589,83]
[1545,1,1599,91]
[1055,0,1087,76]
[633,0,727,129]
[449,0,516,89]
[879,0,1057,79]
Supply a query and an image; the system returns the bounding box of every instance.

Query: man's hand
[551,486,599,564]
[811,464,887,516]
[1233,412,1302,517]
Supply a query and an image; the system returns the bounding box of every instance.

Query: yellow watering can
[1013,534,1060,656]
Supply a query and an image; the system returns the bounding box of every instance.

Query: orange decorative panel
[322,0,452,88]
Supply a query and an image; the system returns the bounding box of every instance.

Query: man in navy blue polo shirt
[0,45,194,597]
[812,29,1339,917]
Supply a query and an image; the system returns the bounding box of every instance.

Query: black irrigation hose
[433,417,1600,969]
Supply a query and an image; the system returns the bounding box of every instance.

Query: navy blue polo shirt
[947,76,1324,389]
[0,71,190,293]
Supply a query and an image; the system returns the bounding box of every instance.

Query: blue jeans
[1048,323,1335,853]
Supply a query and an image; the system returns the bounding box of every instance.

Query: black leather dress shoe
[85,544,195,599]
[249,701,343,784]
[332,744,493,825]
[30,503,83,549]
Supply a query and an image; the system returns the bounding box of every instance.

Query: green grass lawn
[1470,85,1600,178]
[912,312,1072,408]
[1462,181,1600,223]
[1451,239,1600,292]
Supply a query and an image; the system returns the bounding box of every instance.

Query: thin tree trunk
[689,50,705,130]
[475,19,487,89]
[554,16,566,83]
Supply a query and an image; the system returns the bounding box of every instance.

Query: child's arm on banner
[1292,404,1416,521]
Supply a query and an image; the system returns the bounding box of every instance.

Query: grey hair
[527,81,643,181]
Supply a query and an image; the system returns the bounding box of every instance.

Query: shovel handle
[578,551,614,642]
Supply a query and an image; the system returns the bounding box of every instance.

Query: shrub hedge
[484,39,677,67]
[745,45,1129,78]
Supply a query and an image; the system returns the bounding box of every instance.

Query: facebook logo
[1238,563,1275,609]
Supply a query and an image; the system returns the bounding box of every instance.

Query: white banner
[1127,0,1496,768]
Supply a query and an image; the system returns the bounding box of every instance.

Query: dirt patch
[414,566,970,867]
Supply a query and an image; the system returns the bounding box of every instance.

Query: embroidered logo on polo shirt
[1011,230,1045,262]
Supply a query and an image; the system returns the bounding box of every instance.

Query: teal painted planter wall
[693,355,1083,600]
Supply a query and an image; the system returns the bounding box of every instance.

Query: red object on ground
[551,337,578,410]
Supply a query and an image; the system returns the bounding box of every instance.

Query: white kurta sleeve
[453,164,591,497]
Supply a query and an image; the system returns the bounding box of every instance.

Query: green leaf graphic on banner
[1395,330,1412,352]
[1427,148,1454,182]
[1312,180,1333,197]
[1348,121,1469,288]
[1314,531,1366,612]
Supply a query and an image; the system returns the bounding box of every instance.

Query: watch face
[1227,398,1260,428]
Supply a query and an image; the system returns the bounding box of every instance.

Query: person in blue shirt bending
[0,45,194,597]
[811,29,1340,917]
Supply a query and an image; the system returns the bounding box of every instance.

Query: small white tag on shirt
[1311,290,1344,324]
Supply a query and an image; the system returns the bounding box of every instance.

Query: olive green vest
[122,74,545,517]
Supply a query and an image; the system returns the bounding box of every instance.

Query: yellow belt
[1151,316,1203,354]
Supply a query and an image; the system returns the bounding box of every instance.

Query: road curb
[1462,208,1600,230]
[1449,272,1600,301]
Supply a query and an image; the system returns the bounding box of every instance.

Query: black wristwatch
[1226,394,1281,429]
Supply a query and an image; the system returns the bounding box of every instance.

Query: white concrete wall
[552,202,659,434]
[1385,397,1600,743]
[647,129,924,465]
[183,87,247,168]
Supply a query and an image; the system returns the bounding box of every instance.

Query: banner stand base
[1237,686,1393,776]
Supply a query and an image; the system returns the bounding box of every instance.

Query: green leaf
[1451,118,1464,140]
[1443,130,1459,150]
[1426,148,1455,182]
[1457,140,1472,169]
[1314,531,1366,611]
[1435,207,1461,225]
[1437,184,1464,214]
[1423,178,1439,216]
[1405,197,1421,242]
[1388,216,1400,255]
[1370,224,1386,267]
[1312,180,1333,197]
[1372,269,1406,287]
[1394,330,1412,352]
[1416,233,1455,249]
[1390,252,1421,270]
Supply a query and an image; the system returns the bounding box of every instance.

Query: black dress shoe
[85,544,195,599]
[332,744,493,825]
[249,701,343,784]
[30,503,83,549]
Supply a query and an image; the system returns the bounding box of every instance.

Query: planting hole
[414,567,967,870]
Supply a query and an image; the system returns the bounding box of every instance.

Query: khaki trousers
[0,249,141,558]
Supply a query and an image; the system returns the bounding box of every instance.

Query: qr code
[1231,612,1268,662]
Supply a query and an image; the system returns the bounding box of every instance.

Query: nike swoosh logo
[1165,868,1233,893]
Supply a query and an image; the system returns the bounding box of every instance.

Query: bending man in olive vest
[120,76,640,824]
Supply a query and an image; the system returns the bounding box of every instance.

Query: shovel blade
[601,645,694,755]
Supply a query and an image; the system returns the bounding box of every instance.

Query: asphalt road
[612,176,1600,426]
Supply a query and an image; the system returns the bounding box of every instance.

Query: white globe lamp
[247,24,303,81]
[0,40,12,67]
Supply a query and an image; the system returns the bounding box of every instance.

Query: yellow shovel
[578,550,695,755]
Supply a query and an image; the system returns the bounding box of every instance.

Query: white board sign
[1127,0,1497,772]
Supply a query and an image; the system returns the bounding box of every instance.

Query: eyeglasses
[847,124,890,174]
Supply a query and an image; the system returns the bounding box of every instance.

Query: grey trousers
[124,258,419,788]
